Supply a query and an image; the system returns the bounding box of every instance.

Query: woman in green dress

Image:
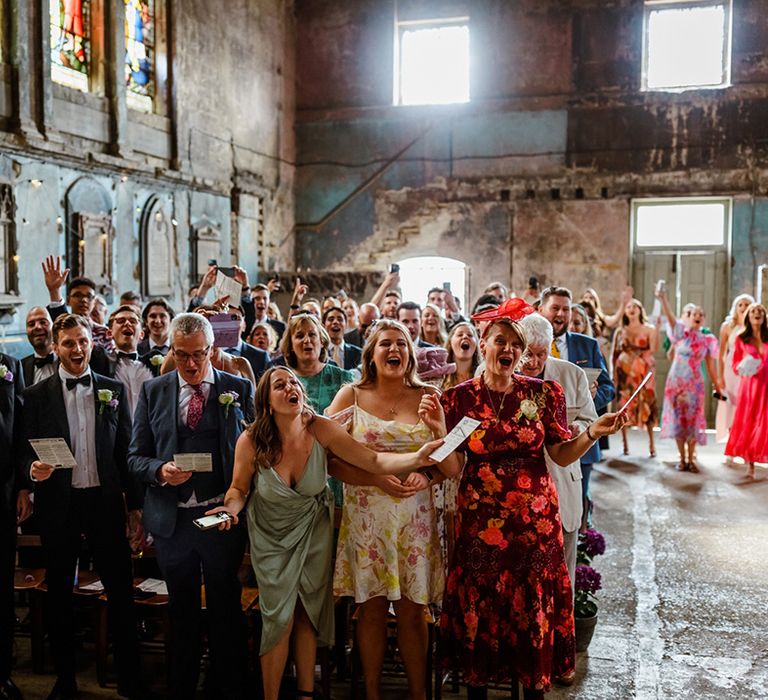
[206,366,445,700]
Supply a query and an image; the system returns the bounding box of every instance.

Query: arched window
[396,256,467,311]
[125,0,155,112]
[50,0,91,91]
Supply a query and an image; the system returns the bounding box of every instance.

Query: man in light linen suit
[518,313,598,591]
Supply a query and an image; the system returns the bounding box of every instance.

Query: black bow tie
[65,375,91,390]
[117,352,138,361]
[34,354,55,368]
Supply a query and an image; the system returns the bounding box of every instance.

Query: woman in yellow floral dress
[326,319,461,700]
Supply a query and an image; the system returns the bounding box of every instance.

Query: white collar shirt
[114,353,153,417]
[555,333,569,362]
[177,365,218,508]
[58,365,100,488]
[32,352,57,385]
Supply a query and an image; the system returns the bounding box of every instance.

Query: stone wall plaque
[142,197,174,297]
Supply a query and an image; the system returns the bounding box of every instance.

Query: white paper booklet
[430,417,481,463]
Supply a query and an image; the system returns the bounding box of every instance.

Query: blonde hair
[357,318,429,389]
[279,313,331,368]
[421,302,448,345]
[443,322,480,389]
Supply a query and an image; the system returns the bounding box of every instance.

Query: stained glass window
[125,0,155,112]
[50,0,90,91]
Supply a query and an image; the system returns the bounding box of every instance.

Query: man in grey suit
[128,313,253,700]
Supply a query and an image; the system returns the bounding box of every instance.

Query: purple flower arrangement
[575,528,606,618]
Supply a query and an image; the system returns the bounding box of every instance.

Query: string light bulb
[171,218,178,226]
[30,179,42,188]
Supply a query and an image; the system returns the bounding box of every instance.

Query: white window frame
[393,16,470,107]
[631,196,732,250]
[641,0,732,92]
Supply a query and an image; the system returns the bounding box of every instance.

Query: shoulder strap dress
[247,439,335,654]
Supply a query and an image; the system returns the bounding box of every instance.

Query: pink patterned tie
[187,384,205,430]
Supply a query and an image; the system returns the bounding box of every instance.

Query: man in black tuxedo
[21,306,56,386]
[323,306,362,370]
[90,305,157,416]
[137,298,174,357]
[128,313,253,700]
[18,314,144,700]
[0,353,23,700]
[223,305,269,380]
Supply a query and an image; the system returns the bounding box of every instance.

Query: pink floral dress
[661,322,718,445]
[333,403,444,604]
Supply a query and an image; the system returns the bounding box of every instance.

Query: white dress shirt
[177,366,220,507]
[554,334,569,362]
[32,353,57,385]
[114,355,154,417]
[59,365,100,489]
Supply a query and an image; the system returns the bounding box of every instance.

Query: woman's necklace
[387,386,408,416]
[484,382,509,423]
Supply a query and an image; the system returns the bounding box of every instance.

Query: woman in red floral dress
[439,300,627,699]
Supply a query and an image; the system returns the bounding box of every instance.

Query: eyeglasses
[172,346,211,362]
[70,292,95,301]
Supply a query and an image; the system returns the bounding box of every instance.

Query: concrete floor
[10,429,768,699]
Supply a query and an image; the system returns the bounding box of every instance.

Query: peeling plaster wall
[0,1,295,357]
[294,0,768,309]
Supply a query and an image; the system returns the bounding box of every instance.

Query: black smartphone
[217,266,236,278]
[712,390,727,402]
[207,258,217,267]
[442,281,451,292]
[390,263,400,273]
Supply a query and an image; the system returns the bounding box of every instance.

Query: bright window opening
[643,1,731,91]
[395,19,469,106]
[396,256,467,313]
[633,199,730,248]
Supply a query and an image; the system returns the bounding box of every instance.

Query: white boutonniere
[97,388,119,414]
[0,364,13,383]
[518,398,539,421]
[218,391,240,418]
[149,354,164,367]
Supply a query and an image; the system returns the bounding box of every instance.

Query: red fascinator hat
[471,298,536,324]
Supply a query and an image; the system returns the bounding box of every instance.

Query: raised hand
[418,393,446,436]
[232,265,249,289]
[42,255,70,300]
[291,277,309,305]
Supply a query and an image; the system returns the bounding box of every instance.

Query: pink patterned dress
[661,321,718,445]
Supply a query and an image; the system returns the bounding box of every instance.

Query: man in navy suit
[18,314,144,700]
[0,352,23,700]
[397,302,435,348]
[128,313,253,700]
[223,305,269,380]
[540,287,615,525]
[323,306,362,370]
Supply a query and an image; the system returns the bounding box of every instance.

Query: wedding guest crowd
[1,255,764,700]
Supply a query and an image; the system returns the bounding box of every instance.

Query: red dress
[439,375,575,691]
[725,337,768,462]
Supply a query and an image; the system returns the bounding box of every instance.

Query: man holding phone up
[128,313,253,700]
